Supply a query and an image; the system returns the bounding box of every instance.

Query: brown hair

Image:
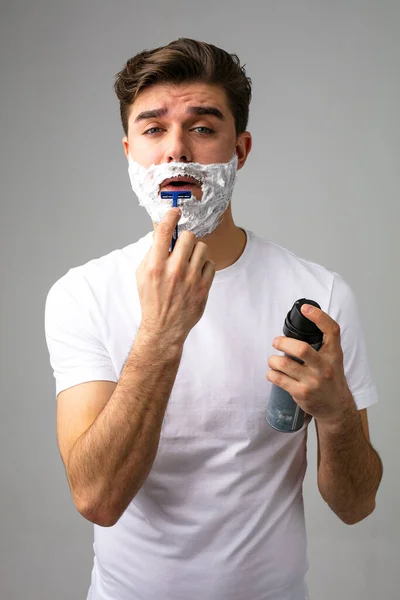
[113,38,252,137]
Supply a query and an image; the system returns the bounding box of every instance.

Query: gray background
[1,1,398,598]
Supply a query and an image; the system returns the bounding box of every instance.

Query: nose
[164,128,192,163]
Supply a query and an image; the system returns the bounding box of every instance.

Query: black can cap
[283,298,323,344]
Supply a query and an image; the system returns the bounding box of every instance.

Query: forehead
[129,82,231,119]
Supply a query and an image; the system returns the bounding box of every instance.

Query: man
[45,38,383,600]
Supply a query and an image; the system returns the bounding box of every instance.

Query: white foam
[127,153,238,238]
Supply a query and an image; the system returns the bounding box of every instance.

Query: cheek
[129,139,163,168]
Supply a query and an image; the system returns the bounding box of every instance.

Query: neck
[153,205,247,271]
[199,220,247,271]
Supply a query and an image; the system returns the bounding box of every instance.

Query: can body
[266,342,322,432]
[266,383,305,432]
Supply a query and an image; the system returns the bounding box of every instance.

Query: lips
[160,175,201,190]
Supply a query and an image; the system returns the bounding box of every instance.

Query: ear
[122,136,129,160]
[236,131,252,170]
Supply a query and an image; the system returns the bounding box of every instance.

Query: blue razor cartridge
[160,190,191,251]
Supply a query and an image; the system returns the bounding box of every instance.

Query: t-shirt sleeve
[44,274,118,397]
[327,272,379,411]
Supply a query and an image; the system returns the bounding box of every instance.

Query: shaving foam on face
[127,153,238,238]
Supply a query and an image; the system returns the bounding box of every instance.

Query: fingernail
[302,304,313,314]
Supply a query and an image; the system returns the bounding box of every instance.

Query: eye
[193,127,214,134]
[143,126,214,136]
[143,127,163,135]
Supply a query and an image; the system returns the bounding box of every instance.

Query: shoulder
[249,230,337,290]
[46,230,154,303]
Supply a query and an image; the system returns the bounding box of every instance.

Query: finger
[272,337,320,368]
[266,369,301,398]
[202,259,216,284]
[152,208,182,260]
[268,354,305,381]
[172,230,198,264]
[300,304,341,345]
[187,240,209,273]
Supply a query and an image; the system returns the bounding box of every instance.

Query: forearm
[316,403,383,525]
[68,326,184,526]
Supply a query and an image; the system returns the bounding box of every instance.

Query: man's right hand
[136,208,216,345]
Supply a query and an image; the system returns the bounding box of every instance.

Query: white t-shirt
[44,228,379,600]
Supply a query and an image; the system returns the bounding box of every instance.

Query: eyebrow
[134,105,225,123]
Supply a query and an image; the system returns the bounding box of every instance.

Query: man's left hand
[267,304,355,425]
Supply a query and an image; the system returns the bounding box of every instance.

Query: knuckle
[188,270,201,286]
[181,230,196,243]
[196,241,209,254]
[198,277,212,295]
[148,263,163,279]
[156,223,171,236]
[299,383,310,400]
[323,364,335,380]
[169,266,184,284]
[281,356,293,370]
[195,291,207,307]
[297,345,309,360]
[274,372,283,386]
[332,322,341,337]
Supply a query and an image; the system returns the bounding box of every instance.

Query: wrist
[315,396,359,434]
[137,324,185,358]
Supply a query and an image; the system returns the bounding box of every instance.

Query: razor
[160,190,191,252]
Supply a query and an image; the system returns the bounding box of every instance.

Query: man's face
[123,82,251,201]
